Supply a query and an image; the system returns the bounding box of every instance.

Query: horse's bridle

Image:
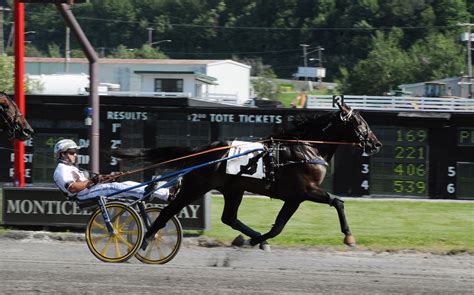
[339,108,354,122]
[0,97,22,140]
[339,108,371,148]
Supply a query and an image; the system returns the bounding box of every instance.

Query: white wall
[26,74,90,95]
[25,59,251,103]
[206,61,250,104]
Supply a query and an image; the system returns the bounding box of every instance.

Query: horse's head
[0,92,34,141]
[337,103,381,156]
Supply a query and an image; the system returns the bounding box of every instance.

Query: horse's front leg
[307,185,356,247]
[247,201,301,248]
[327,192,356,246]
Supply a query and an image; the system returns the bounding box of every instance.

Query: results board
[369,126,429,196]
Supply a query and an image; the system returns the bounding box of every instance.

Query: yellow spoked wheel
[86,202,144,263]
[135,207,183,264]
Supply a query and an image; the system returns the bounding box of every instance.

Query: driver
[52,139,180,202]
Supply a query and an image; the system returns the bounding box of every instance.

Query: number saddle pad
[225,140,265,179]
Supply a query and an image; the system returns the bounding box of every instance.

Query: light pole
[307,46,325,87]
[300,44,309,82]
[316,47,324,86]
[150,39,171,50]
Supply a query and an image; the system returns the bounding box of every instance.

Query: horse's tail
[112,141,229,167]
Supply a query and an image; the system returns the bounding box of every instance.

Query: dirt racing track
[0,234,472,294]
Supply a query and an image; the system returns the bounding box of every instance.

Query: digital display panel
[458,128,474,146]
[456,162,474,199]
[370,126,429,196]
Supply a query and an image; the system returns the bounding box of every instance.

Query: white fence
[306,95,474,113]
[196,93,239,105]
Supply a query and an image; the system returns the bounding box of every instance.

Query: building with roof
[399,76,472,98]
[24,57,251,104]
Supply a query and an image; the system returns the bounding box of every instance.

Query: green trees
[338,29,413,95]
[0,0,469,95]
[0,55,14,93]
[0,55,43,93]
[338,29,465,95]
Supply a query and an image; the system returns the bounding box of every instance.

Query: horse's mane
[272,111,337,139]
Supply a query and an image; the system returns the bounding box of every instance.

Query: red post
[13,0,25,187]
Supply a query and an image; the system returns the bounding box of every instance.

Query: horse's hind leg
[220,187,272,250]
[220,188,262,239]
[327,192,355,246]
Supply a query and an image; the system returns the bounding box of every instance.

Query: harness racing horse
[116,103,382,250]
[0,92,34,141]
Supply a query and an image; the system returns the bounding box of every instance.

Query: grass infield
[202,196,474,254]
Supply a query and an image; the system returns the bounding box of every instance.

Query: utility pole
[460,23,473,98]
[300,44,309,82]
[0,7,11,55]
[468,23,472,98]
[64,26,70,72]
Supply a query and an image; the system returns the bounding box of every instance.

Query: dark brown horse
[117,103,382,250]
[0,92,34,141]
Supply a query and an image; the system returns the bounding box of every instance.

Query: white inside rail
[306,95,474,112]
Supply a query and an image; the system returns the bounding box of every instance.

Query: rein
[109,138,359,181]
[267,138,360,146]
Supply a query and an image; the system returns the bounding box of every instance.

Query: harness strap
[266,139,277,182]
[268,138,359,146]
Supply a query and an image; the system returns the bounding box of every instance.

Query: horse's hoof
[231,235,245,247]
[344,234,356,247]
[259,242,271,252]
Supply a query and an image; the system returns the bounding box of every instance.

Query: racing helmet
[54,139,80,158]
